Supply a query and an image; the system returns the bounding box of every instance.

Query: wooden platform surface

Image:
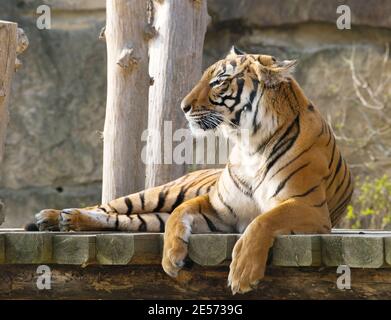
[0,229,390,299]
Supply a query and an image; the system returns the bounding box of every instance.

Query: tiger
[27,46,353,294]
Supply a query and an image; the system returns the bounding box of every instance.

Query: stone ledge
[0,229,390,268]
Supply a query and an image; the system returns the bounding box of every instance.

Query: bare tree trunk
[0,21,17,166]
[145,0,209,188]
[0,22,28,225]
[102,0,150,203]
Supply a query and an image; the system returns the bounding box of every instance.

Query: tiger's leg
[228,198,331,294]
[33,169,221,231]
[162,194,233,277]
[59,211,170,232]
[39,210,167,232]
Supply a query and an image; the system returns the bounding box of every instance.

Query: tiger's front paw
[228,233,266,295]
[162,235,189,278]
[35,209,61,231]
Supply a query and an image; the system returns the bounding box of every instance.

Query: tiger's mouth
[187,111,223,133]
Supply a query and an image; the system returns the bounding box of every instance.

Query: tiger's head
[181,46,301,141]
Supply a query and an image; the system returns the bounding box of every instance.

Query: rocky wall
[0,0,390,227]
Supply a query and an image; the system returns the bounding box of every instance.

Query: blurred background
[0,0,390,229]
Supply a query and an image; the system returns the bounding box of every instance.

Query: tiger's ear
[225,45,246,59]
[275,59,298,71]
[252,59,298,86]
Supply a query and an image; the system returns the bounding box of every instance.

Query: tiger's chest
[212,164,278,233]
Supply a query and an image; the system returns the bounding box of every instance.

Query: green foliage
[345,174,391,230]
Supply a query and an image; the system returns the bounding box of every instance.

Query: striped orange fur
[29,46,353,294]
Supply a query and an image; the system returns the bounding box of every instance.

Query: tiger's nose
[181,103,192,114]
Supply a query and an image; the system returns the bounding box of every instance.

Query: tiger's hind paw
[59,208,81,231]
[34,209,61,231]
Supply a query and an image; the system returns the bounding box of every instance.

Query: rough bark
[145,0,210,188]
[0,22,28,225]
[0,21,17,167]
[0,200,4,225]
[102,0,150,203]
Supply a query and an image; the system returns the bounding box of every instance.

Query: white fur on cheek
[189,122,217,138]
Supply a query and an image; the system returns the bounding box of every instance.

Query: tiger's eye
[210,78,228,88]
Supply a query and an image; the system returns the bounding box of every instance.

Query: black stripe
[177,236,188,245]
[209,76,245,109]
[336,172,354,210]
[252,139,268,155]
[331,187,353,218]
[195,179,216,196]
[124,198,133,215]
[292,184,319,198]
[328,138,337,169]
[153,188,169,212]
[230,78,245,110]
[272,116,300,152]
[317,121,325,137]
[249,79,258,103]
[137,214,147,232]
[241,78,258,114]
[322,172,332,182]
[184,171,219,195]
[313,199,327,208]
[139,192,145,211]
[201,213,218,232]
[250,81,263,134]
[331,171,352,211]
[271,162,310,198]
[98,206,107,212]
[253,117,301,192]
[284,84,296,114]
[171,186,185,211]
[270,142,315,179]
[265,135,298,176]
[220,64,226,75]
[217,187,236,218]
[227,164,252,197]
[252,97,262,134]
[155,214,165,232]
[114,213,119,230]
[327,153,342,189]
[232,108,244,126]
[107,203,118,213]
[265,115,301,163]
[332,198,352,221]
[184,171,217,191]
[333,159,348,195]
